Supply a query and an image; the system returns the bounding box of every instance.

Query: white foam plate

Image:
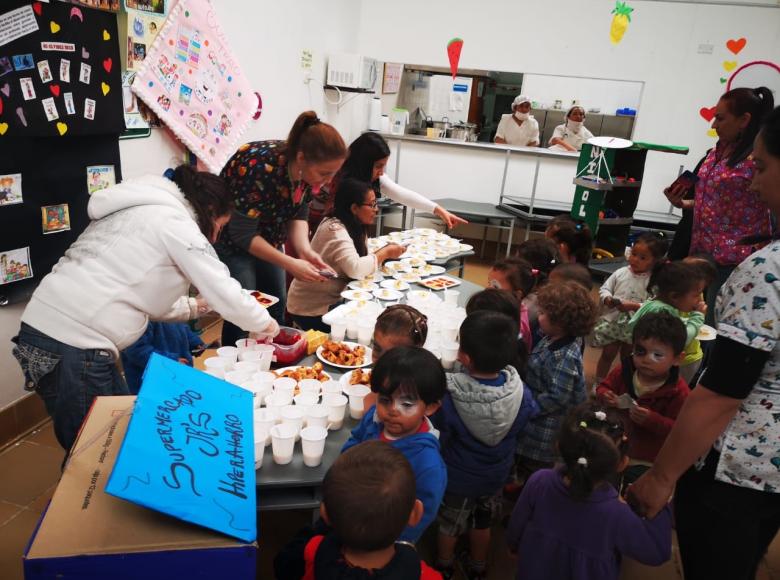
[275,366,332,381]
[415,264,446,277]
[316,341,373,369]
[340,369,373,390]
[373,288,404,301]
[407,289,442,302]
[340,289,374,301]
[393,272,422,283]
[348,280,378,291]
[697,324,716,341]
[380,279,410,291]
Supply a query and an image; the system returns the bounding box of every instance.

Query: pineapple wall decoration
[609,1,634,45]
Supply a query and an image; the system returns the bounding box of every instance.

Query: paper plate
[407,289,442,302]
[588,136,633,149]
[415,264,446,277]
[696,324,717,341]
[380,279,410,291]
[347,280,378,292]
[373,288,404,301]
[316,341,373,369]
[340,289,374,301]
[393,272,422,283]
[340,369,373,390]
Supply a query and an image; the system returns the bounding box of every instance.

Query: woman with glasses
[286,178,406,331]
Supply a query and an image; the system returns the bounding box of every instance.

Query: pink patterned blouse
[690,142,771,266]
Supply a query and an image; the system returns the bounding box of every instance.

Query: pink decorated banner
[131,0,259,173]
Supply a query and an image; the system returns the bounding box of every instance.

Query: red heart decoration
[726,38,746,55]
[0,97,3,116]
[699,106,716,122]
[50,84,60,97]
[102,57,112,73]
[32,2,42,16]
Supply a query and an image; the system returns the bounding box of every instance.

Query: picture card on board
[41,203,71,234]
[0,246,33,285]
[0,173,23,206]
[86,165,115,193]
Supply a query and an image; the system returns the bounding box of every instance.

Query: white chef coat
[495,114,540,146]
[548,123,594,151]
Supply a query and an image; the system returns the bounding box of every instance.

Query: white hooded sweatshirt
[22,175,272,356]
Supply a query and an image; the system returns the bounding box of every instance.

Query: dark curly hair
[536,280,597,337]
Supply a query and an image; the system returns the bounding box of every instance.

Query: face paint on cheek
[488,279,502,289]
[648,351,666,362]
[393,397,421,416]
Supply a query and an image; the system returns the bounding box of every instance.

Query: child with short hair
[597,311,690,487]
[343,346,448,544]
[549,262,593,291]
[488,257,536,352]
[371,304,428,363]
[516,238,561,346]
[515,281,598,482]
[465,289,528,377]
[629,260,707,382]
[434,311,538,580]
[546,218,593,266]
[507,402,672,580]
[592,233,669,383]
[274,441,443,580]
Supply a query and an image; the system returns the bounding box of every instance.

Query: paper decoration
[132,0,260,174]
[699,106,715,122]
[0,6,39,48]
[726,38,747,55]
[0,172,23,206]
[723,60,737,72]
[0,246,33,285]
[58,1,120,14]
[446,38,463,80]
[86,164,115,193]
[41,203,70,234]
[120,8,166,72]
[609,1,633,45]
[105,354,257,542]
[382,62,402,94]
[124,0,167,15]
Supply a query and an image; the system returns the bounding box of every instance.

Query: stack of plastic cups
[217,346,239,366]
[321,380,343,397]
[304,404,330,430]
[224,370,252,386]
[443,289,460,307]
[346,318,359,341]
[442,317,459,344]
[235,338,257,352]
[265,392,293,414]
[293,392,319,416]
[273,377,297,399]
[253,344,276,372]
[298,379,322,397]
[234,360,261,375]
[357,319,374,346]
[242,379,272,408]
[280,405,305,441]
[330,318,347,342]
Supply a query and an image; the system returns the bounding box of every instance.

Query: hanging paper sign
[41,41,75,52]
[132,0,260,174]
[105,354,257,542]
[446,37,463,80]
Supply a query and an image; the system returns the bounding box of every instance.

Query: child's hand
[694,301,707,314]
[600,390,620,408]
[617,301,641,312]
[629,405,651,425]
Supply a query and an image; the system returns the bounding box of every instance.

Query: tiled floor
[2,250,779,579]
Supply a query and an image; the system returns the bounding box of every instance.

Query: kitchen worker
[495,95,540,147]
[549,106,594,152]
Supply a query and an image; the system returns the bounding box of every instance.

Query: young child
[465,289,528,377]
[371,304,428,363]
[515,281,598,482]
[596,311,690,487]
[487,257,536,351]
[628,261,707,382]
[515,238,561,346]
[546,217,593,266]
[434,311,538,580]
[548,262,593,291]
[678,254,717,384]
[121,320,212,394]
[274,441,443,580]
[342,346,447,544]
[506,402,672,580]
[592,233,669,384]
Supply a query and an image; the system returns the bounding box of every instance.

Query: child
[274,441,442,580]
[592,233,669,384]
[434,311,538,580]
[487,257,536,351]
[515,281,598,482]
[548,263,593,291]
[371,304,428,363]
[628,261,707,382]
[342,346,447,544]
[506,402,672,580]
[121,319,212,394]
[596,311,690,487]
[515,238,560,346]
[678,254,717,384]
[465,289,528,377]
[546,217,593,266]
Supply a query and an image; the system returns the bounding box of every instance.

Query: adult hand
[627,469,675,519]
[251,318,280,340]
[600,390,619,408]
[289,258,328,282]
[300,249,336,278]
[376,243,405,263]
[663,183,688,208]
[629,405,651,425]
[195,296,211,315]
[434,206,468,230]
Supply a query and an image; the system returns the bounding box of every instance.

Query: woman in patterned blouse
[631,106,780,580]
[217,111,346,340]
[666,87,774,323]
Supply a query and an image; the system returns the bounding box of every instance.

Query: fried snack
[321,341,366,367]
[349,368,372,386]
[275,362,329,382]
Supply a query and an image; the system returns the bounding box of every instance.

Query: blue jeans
[215,244,287,344]
[12,323,128,451]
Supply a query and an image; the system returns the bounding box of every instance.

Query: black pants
[675,450,780,580]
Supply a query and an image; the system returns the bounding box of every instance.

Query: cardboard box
[24,396,257,580]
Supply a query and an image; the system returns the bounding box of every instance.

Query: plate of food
[380,279,410,291]
[418,275,462,290]
[407,289,441,302]
[380,261,410,276]
[340,289,374,301]
[415,264,446,277]
[393,272,422,283]
[412,228,437,236]
[317,341,372,369]
[340,368,372,389]
[274,363,332,383]
[433,248,455,259]
[373,288,404,301]
[248,290,280,308]
[401,256,428,269]
[696,324,717,341]
[348,280,378,291]
[458,244,474,253]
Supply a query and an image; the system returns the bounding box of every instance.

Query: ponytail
[171,165,230,241]
[549,220,593,266]
[720,86,775,167]
[286,110,347,164]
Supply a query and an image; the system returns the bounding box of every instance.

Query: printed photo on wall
[125,0,166,15]
[0,247,33,285]
[0,173,23,207]
[86,165,115,194]
[41,204,71,234]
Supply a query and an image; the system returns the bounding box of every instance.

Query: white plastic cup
[205,368,225,379]
[300,426,328,467]
[238,349,263,362]
[273,377,297,397]
[270,424,297,465]
[243,380,273,408]
[224,370,252,386]
[294,392,320,416]
[441,340,459,371]
[298,379,322,396]
[265,392,293,412]
[330,318,347,342]
[253,370,277,385]
[323,394,348,430]
[305,404,330,430]
[443,289,460,306]
[254,409,276,445]
[204,357,231,377]
[217,346,239,363]
[253,343,276,361]
[236,338,257,351]
[441,319,460,343]
[321,380,343,396]
[348,385,371,420]
[357,320,374,345]
[254,439,266,469]
[346,319,359,340]
[280,405,305,440]
[234,360,260,375]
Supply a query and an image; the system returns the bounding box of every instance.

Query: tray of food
[274,363,332,382]
[316,341,372,369]
[340,368,372,389]
[248,290,279,308]
[418,275,462,290]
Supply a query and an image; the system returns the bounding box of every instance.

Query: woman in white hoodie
[12,166,278,451]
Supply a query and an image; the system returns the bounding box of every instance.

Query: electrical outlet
[697,43,714,55]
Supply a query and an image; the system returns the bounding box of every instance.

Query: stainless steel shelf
[573,177,643,191]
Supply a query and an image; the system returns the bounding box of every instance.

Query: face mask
[567,120,583,133]
[514,112,529,122]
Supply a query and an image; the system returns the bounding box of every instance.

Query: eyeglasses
[360,201,378,209]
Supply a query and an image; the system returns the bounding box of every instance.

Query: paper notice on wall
[0,6,40,48]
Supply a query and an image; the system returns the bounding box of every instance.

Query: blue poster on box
[105,354,256,542]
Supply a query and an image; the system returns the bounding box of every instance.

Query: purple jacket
[506,469,671,580]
